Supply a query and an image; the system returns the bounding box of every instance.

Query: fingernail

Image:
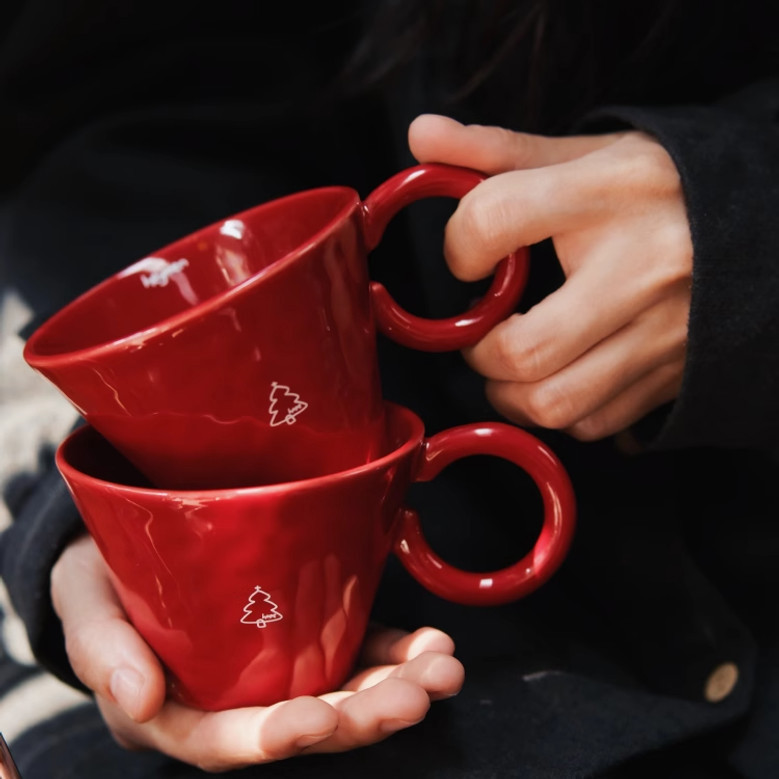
[109,667,145,720]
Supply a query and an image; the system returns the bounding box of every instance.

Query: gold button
[704,662,739,703]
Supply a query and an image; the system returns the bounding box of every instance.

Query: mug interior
[57,403,422,493]
[27,187,360,358]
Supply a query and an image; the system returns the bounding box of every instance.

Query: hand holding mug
[52,536,464,771]
[409,115,692,440]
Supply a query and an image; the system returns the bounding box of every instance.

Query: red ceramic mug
[56,402,576,711]
[25,164,529,489]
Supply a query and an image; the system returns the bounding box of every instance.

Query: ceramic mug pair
[27,164,577,710]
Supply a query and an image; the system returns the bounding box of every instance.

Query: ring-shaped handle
[393,423,576,606]
[362,163,530,352]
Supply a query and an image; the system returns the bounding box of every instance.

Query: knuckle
[491,320,549,383]
[448,188,514,275]
[63,615,122,689]
[654,225,694,286]
[62,628,90,669]
[467,124,535,170]
[639,256,692,311]
[604,134,680,200]
[565,133,678,215]
[454,192,496,243]
[492,126,535,168]
[63,627,103,687]
[567,415,611,442]
[612,148,657,190]
[523,383,578,430]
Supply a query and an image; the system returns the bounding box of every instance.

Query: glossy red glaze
[56,403,575,711]
[363,164,530,350]
[25,164,528,489]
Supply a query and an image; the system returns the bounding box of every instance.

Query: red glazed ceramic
[56,402,575,711]
[25,164,529,489]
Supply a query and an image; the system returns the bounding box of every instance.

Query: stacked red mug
[25,164,577,711]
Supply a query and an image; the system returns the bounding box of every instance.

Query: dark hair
[341,0,767,132]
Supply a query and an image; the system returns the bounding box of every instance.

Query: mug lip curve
[24,185,362,368]
[55,402,424,498]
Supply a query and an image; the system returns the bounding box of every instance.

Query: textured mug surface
[56,403,575,711]
[26,164,529,489]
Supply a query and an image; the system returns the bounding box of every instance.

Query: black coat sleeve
[0,456,88,690]
[581,77,779,452]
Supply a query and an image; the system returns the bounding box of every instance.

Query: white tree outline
[240,585,284,628]
[268,381,308,426]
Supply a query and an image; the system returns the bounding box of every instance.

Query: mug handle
[361,163,530,352]
[393,422,576,606]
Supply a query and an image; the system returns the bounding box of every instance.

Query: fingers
[51,536,166,722]
[100,682,427,768]
[463,229,690,437]
[437,143,672,282]
[386,651,465,701]
[408,113,625,281]
[346,651,465,701]
[97,694,339,771]
[464,223,691,385]
[468,261,689,380]
[409,114,622,173]
[496,360,683,442]
[409,119,683,290]
[309,627,464,755]
[354,627,463,699]
[482,315,686,439]
[96,633,464,768]
[408,117,693,439]
[312,677,432,754]
[440,166,605,281]
[563,362,683,441]
[359,625,456,665]
[463,265,635,384]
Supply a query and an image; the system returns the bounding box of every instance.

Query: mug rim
[24,185,361,367]
[55,402,423,498]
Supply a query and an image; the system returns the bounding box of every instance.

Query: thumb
[408,114,623,173]
[51,535,167,722]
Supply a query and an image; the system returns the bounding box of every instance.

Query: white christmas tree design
[268,382,308,426]
[241,586,284,628]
